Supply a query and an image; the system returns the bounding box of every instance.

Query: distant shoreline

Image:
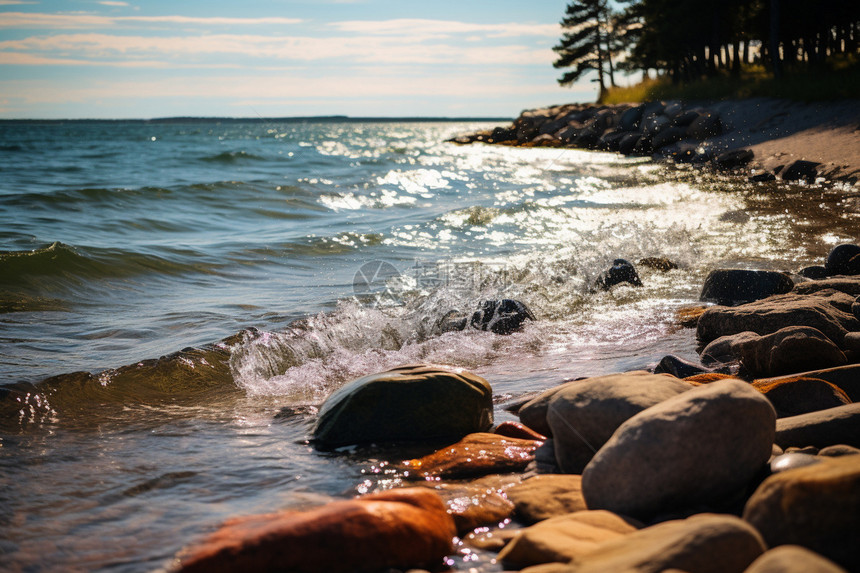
[0,116,514,124]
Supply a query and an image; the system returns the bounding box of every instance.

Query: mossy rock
[312,364,493,449]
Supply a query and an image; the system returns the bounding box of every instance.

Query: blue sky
[0,0,604,119]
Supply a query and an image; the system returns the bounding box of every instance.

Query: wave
[199,150,267,163]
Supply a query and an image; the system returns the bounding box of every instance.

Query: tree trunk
[732,41,741,76]
[770,0,783,78]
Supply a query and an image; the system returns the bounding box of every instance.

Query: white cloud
[99,1,130,6]
[0,0,38,5]
[330,19,560,38]
[0,12,303,29]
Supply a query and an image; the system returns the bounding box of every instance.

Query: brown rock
[494,420,547,441]
[696,291,859,348]
[177,488,456,573]
[426,474,518,534]
[735,326,847,377]
[505,474,588,524]
[744,545,847,573]
[751,376,851,417]
[566,514,765,573]
[463,526,521,551]
[743,455,860,571]
[639,257,679,272]
[792,277,860,296]
[753,364,860,402]
[775,403,860,448]
[818,444,860,457]
[497,510,639,567]
[684,373,736,385]
[677,306,708,328]
[518,380,583,437]
[400,432,542,479]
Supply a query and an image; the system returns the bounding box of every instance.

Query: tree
[553,0,617,95]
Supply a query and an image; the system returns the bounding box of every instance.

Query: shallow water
[1,119,858,571]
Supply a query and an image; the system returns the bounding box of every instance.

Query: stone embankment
[173,243,860,573]
[450,98,860,185]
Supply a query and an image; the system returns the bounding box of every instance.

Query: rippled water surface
[1,119,858,571]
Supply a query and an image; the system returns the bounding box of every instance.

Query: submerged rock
[743,455,860,571]
[582,379,775,519]
[597,259,643,289]
[399,432,541,479]
[699,269,794,306]
[177,488,456,573]
[312,365,493,449]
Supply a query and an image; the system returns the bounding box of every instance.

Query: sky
[0,0,609,119]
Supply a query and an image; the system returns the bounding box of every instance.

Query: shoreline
[449,97,860,187]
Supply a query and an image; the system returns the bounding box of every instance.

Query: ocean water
[1,119,858,571]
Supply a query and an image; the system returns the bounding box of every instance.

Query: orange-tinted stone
[493,421,547,441]
[401,432,542,479]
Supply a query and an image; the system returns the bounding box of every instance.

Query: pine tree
[552,0,615,94]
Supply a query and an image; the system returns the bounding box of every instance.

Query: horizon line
[0,115,515,123]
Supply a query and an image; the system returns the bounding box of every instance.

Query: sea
[1,118,858,571]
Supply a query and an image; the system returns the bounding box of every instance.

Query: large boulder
[561,514,765,573]
[751,376,851,417]
[399,432,541,479]
[792,276,860,297]
[497,510,639,567]
[582,380,775,519]
[824,244,860,276]
[505,474,587,524]
[177,488,456,573]
[547,371,691,473]
[696,290,859,347]
[733,326,847,377]
[753,364,860,402]
[775,403,860,449]
[743,455,860,571]
[699,269,794,306]
[517,380,583,438]
[312,365,493,448]
[686,111,723,140]
[744,545,847,573]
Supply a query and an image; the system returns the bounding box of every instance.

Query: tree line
[553,0,860,93]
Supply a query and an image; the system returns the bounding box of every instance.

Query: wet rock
[638,257,678,271]
[686,111,723,140]
[818,444,860,457]
[177,488,456,573]
[400,432,542,479]
[800,265,829,279]
[775,403,860,449]
[493,421,546,441]
[673,109,701,127]
[652,126,688,150]
[753,363,860,402]
[792,276,860,296]
[781,159,820,183]
[617,133,641,155]
[750,172,777,182]
[769,452,822,474]
[547,371,691,473]
[463,526,520,552]
[700,331,760,367]
[312,365,493,448]
[743,455,860,571]
[744,545,848,573]
[735,326,847,378]
[785,445,820,455]
[751,376,851,417]
[714,149,754,170]
[597,259,643,289]
[642,113,671,136]
[582,380,775,519]
[653,354,709,378]
[505,474,587,524]
[469,299,536,335]
[696,290,859,348]
[699,269,794,306]
[825,244,860,276]
[853,296,860,320]
[561,514,765,573]
[497,510,639,567]
[676,305,708,328]
[426,475,518,534]
[517,380,582,437]
[618,105,644,131]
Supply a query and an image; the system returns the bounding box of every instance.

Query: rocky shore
[449,98,860,186]
[170,243,860,573]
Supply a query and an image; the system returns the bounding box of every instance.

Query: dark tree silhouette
[553,0,617,94]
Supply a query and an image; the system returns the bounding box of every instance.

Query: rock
[563,514,765,573]
[426,475,518,534]
[493,421,546,441]
[672,109,701,127]
[638,257,678,271]
[642,113,671,136]
[781,159,820,183]
[399,432,542,479]
[597,259,643,289]
[819,444,860,457]
[463,526,520,552]
[547,372,691,473]
[497,510,639,567]
[792,277,860,296]
[853,296,860,320]
[825,244,860,276]
[582,380,775,519]
[734,326,847,378]
[750,172,777,182]
[699,269,794,306]
[769,452,822,474]
[664,101,684,118]
[469,299,536,334]
[686,111,723,139]
[618,105,644,131]
[177,488,456,573]
[618,133,641,155]
[684,373,736,384]
[714,149,754,170]
[505,474,587,524]
[700,331,760,366]
[743,455,860,571]
[518,380,582,438]
[312,365,493,448]
[785,445,820,455]
[753,364,860,402]
[751,376,851,417]
[844,331,860,353]
[775,403,860,449]
[744,545,848,573]
[676,306,708,328]
[696,290,859,348]
[800,265,829,279]
[652,126,688,150]
[653,354,709,378]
